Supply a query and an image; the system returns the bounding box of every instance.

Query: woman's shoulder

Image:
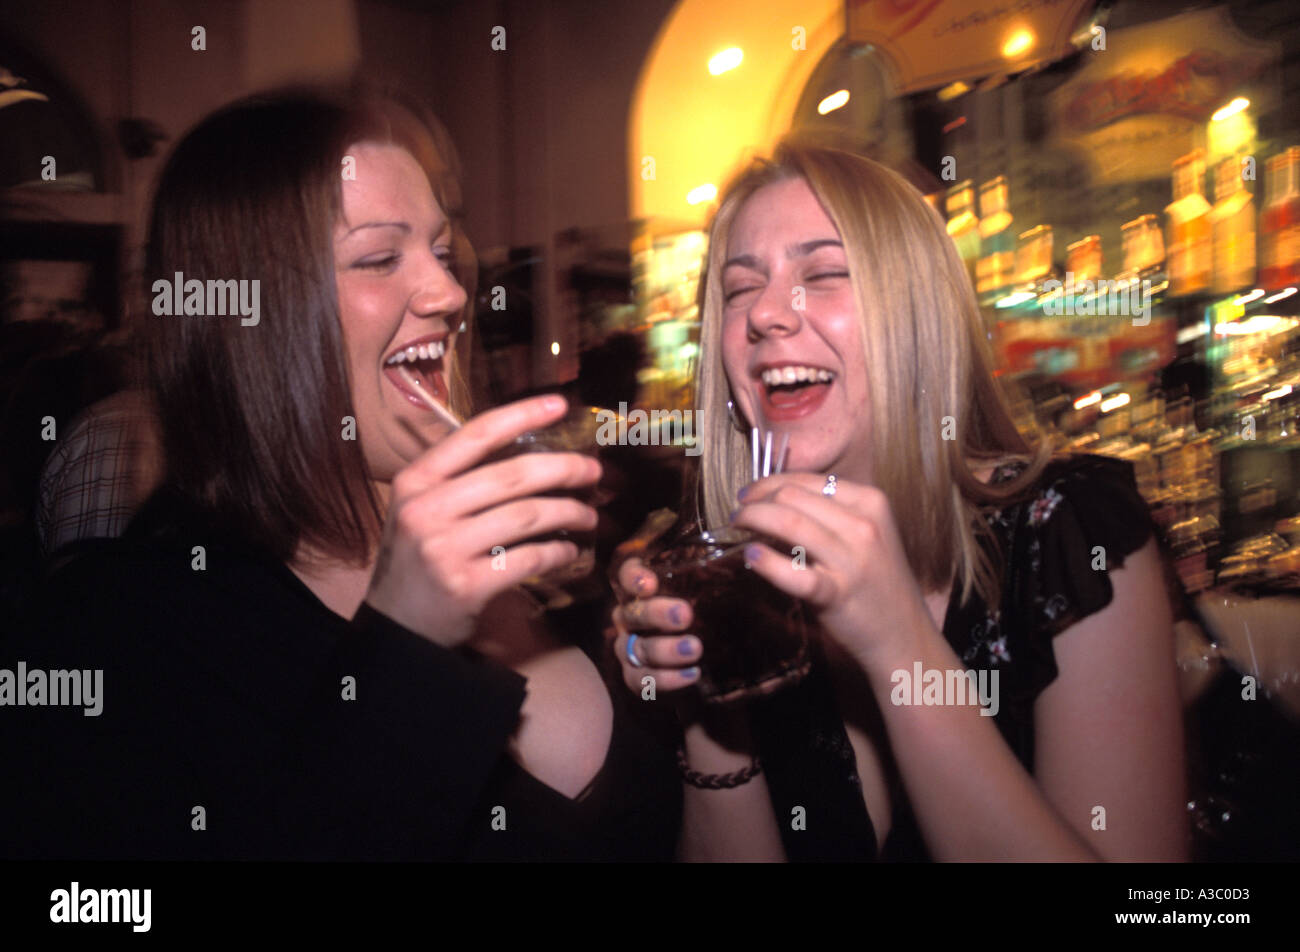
[984,452,1152,550]
[957,452,1160,700]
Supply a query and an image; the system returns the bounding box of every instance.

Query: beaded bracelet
[676,747,762,789]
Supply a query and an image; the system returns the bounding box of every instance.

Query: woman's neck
[289,479,389,619]
[290,557,374,619]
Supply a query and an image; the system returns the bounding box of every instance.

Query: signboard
[1049,7,1277,185]
[846,0,1094,94]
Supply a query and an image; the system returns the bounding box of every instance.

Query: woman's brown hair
[143,85,475,566]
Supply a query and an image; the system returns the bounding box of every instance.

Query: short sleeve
[1007,454,1157,706]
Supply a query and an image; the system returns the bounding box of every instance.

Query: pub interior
[2,0,1298,865]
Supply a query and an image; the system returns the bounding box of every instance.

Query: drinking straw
[775,432,790,475]
[397,364,464,430]
[762,430,773,478]
[751,427,760,483]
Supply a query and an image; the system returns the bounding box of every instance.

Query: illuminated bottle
[976,176,1014,304]
[1015,224,1054,287]
[1166,150,1212,297]
[945,180,981,283]
[1210,157,1256,294]
[1261,147,1300,289]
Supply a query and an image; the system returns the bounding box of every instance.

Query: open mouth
[757,364,835,420]
[383,337,450,410]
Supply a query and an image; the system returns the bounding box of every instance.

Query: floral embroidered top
[746,453,1157,861]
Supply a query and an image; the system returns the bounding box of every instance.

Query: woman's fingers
[458,539,586,597]
[614,595,692,633]
[740,540,841,607]
[401,494,598,557]
[614,631,702,692]
[437,451,601,519]
[395,394,571,494]
[732,484,850,567]
[615,556,659,600]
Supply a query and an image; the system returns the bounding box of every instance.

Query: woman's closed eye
[805,271,849,283]
[724,285,762,303]
[355,253,400,273]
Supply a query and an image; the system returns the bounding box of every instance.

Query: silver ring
[822,474,838,497]
[625,633,644,668]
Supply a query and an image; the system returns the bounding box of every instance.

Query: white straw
[762,430,773,478]
[775,432,790,474]
[751,427,759,483]
[396,364,463,429]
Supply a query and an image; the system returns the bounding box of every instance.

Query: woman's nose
[411,257,467,317]
[746,280,802,338]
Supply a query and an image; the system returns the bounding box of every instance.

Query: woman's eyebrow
[723,239,843,271]
[723,252,761,271]
[788,238,843,257]
[342,221,411,238]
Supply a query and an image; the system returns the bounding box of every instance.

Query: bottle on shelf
[1260,146,1300,290]
[945,180,981,283]
[1015,224,1054,288]
[1210,156,1256,295]
[1166,150,1212,297]
[1120,213,1167,293]
[976,176,1014,304]
[1066,234,1102,285]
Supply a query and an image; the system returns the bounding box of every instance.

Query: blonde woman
[610,144,1187,862]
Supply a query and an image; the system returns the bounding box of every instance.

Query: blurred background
[2,0,1299,860]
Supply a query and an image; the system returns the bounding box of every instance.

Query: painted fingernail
[729,509,739,522]
[745,545,762,564]
[635,574,652,594]
[669,604,684,627]
[737,485,750,501]
[677,636,695,656]
[681,666,699,680]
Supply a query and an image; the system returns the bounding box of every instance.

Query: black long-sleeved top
[0,489,679,861]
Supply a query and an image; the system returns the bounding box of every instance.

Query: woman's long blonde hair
[694,142,1054,609]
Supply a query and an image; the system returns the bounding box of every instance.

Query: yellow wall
[629,0,842,228]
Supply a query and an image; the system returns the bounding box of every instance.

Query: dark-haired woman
[0,89,678,861]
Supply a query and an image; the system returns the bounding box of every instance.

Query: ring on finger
[626,633,645,668]
[822,474,838,498]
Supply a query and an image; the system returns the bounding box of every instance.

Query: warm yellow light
[686,183,717,205]
[550,341,560,356]
[1263,384,1293,402]
[1100,393,1131,413]
[1264,287,1297,304]
[995,290,1036,308]
[937,81,970,102]
[817,90,850,115]
[1073,391,1102,410]
[1233,289,1266,306]
[1212,97,1250,122]
[1216,314,1293,336]
[708,47,743,75]
[1002,29,1035,59]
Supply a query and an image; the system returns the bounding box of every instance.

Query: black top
[749,453,1156,861]
[0,489,679,861]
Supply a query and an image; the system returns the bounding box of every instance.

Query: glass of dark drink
[487,404,612,589]
[643,526,810,704]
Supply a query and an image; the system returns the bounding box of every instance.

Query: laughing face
[720,176,873,480]
[334,141,467,482]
